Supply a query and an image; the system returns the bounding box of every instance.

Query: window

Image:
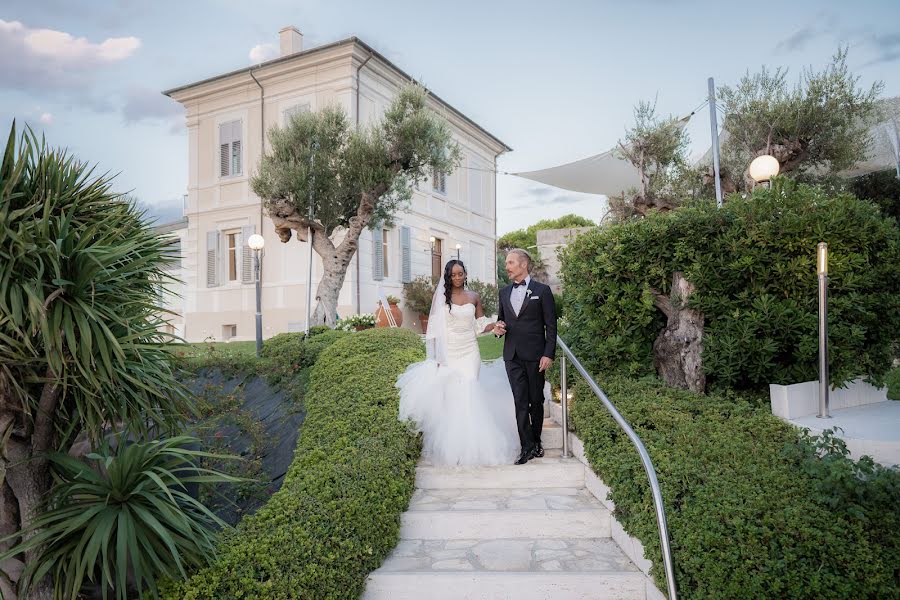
[283,103,310,124]
[219,120,242,177]
[431,237,443,280]
[432,167,447,194]
[382,229,390,278]
[226,232,238,282]
[222,324,237,340]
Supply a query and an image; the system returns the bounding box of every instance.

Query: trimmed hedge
[163,328,424,599]
[571,375,900,599]
[560,181,900,390]
[261,329,349,385]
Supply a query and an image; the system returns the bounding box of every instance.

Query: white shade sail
[512,114,694,197]
[511,146,640,197]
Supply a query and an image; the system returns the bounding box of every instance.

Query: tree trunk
[650,272,705,393]
[0,378,61,600]
[308,228,359,327]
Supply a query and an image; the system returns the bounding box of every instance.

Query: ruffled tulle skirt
[397,358,520,466]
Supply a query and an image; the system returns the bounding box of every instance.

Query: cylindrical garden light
[817,242,831,419]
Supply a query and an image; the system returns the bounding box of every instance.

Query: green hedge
[164,328,424,599]
[571,375,900,599]
[261,329,349,385]
[560,181,900,389]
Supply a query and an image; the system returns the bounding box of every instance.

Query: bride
[397,259,520,466]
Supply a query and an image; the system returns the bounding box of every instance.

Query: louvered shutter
[241,225,255,284]
[231,120,242,175]
[400,226,411,283]
[206,231,219,287]
[440,171,447,193]
[219,122,231,177]
[372,224,384,281]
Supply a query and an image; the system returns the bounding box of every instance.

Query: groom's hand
[539,357,553,372]
[494,320,506,337]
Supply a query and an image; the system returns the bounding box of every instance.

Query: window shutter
[241,225,255,284]
[219,123,231,177]
[206,231,219,287]
[440,171,447,193]
[372,224,384,281]
[232,120,242,175]
[400,226,412,283]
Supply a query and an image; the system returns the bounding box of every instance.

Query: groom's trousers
[505,357,545,452]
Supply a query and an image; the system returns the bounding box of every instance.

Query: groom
[494,249,558,465]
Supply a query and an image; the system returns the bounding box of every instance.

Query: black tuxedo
[497,278,558,453]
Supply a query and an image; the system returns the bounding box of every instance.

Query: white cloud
[23,27,140,63]
[249,43,277,63]
[0,19,140,100]
[39,112,54,125]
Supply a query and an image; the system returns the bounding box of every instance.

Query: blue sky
[2,0,898,233]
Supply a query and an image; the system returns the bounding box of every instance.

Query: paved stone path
[364,418,656,599]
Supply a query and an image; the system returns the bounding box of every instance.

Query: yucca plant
[2,436,239,599]
[0,122,195,598]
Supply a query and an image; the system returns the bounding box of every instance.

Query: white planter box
[769,378,888,420]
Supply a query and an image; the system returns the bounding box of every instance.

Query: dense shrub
[560,181,900,389]
[570,375,900,599]
[260,329,349,384]
[164,328,424,599]
[850,168,900,221]
[467,278,499,317]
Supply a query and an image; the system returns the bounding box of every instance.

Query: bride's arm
[474,294,495,334]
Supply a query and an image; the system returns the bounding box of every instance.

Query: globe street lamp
[749,155,780,187]
[247,233,265,357]
[454,243,461,260]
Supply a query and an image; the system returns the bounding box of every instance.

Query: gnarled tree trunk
[650,272,705,393]
[0,377,60,600]
[268,183,391,327]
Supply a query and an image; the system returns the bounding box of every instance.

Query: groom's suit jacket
[497,279,558,362]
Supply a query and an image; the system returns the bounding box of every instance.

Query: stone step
[418,448,564,467]
[416,460,584,490]
[542,422,564,450]
[401,508,610,540]
[364,538,643,599]
[364,571,647,600]
[408,486,597,512]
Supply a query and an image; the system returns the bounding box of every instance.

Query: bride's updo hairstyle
[443,259,467,307]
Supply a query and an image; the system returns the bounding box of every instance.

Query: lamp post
[749,155,780,188]
[817,242,831,419]
[454,243,461,260]
[247,233,265,357]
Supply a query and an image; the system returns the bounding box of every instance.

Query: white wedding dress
[397,303,520,466]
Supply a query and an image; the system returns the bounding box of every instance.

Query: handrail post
[560,355,569,458]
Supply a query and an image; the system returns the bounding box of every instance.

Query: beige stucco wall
[166,41,504,342]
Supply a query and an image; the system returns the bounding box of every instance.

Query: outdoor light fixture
[455,243,461,259]
[817,242,830,419]
[749,154,780,185]
[247,234,265,251]
[248,234,265,357]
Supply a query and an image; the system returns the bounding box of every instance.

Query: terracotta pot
[354,325,369,331]
[419,315,429,334]
[375,302,404,328]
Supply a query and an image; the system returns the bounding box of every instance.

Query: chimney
[279,26,303,57]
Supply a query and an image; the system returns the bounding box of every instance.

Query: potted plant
[336,313,376,332]
[403,276,437,333]
[376,295,404,328]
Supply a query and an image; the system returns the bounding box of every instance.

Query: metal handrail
[557,336,678,600]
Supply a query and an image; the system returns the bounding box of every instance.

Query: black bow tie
[513,280,527,288]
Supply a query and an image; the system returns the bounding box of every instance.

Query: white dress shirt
[510,275,531,316]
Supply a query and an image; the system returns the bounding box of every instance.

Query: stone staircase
[363,419,657,599]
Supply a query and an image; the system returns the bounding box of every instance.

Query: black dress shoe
[514,449,533,465]
[534,444,544,458]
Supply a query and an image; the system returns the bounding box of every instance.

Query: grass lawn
[887,365,900,400]
[478,335,503,361]
[174,340,258,359]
